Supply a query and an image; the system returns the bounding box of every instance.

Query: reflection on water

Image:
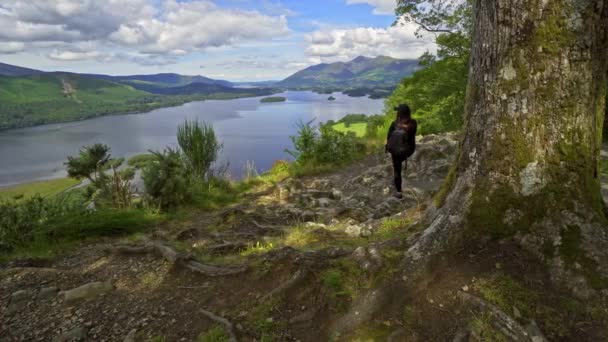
[0,91,384,186]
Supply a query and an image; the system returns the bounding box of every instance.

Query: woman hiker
[385,104,417,199]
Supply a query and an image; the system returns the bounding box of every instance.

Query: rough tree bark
[403,0,608,296]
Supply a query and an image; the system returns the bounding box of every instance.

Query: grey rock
[331,188,343,200]
[54,326,87,342]
[38,287,60,300]
[317,197,332,208]
[344,224,362,238]
[352,246,383,272]
[60,281,114,304]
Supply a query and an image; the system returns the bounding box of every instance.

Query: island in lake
[260,96,287,103]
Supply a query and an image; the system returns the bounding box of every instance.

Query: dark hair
[394,104,411,122]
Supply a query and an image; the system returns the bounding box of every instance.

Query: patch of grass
[1,208,163,261]
[197,325,230,342]
[284,225,321,248]
[322,269,348,297]
[241,241,275,256]
[127,153,157,169]
[472,273,573,339]
[350,324,392,342]
[470,313,509,342]
[474,274,539,319]
[247,297,283,341]
[0,178,81,201]
[332,122,368,138]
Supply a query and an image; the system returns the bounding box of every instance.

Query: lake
[0,91,384,187]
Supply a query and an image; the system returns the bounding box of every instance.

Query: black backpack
[387,122,410,156]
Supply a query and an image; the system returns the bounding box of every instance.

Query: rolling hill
[277,56,421,88]
[0,72,274,130]
[0,62,44,76]
[0,63,232,89]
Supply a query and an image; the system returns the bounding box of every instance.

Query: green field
[332,122,367,137]
[0,178,81,201]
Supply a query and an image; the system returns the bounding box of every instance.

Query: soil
[1,133,607,341]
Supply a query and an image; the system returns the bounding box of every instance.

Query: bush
[142,148,192,210]
[0,195,80,252]
[287,120,366,172]
[177,120,221,180]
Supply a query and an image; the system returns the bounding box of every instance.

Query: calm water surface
[0,91,384,186]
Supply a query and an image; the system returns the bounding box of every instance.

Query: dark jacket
[386,119,417,156]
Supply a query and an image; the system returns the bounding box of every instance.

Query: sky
[0,0,435,81]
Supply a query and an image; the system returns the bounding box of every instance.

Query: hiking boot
[393,192,403,199]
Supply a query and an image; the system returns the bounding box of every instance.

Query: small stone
[462,285,469,292]
[266,317,274,323]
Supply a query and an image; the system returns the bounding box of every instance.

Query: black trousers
[391,153,407,193]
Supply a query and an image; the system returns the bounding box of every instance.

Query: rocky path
[2,132,573,341]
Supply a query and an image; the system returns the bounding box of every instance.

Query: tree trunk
[403,0,608,295]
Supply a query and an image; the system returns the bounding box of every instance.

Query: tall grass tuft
[177,120,221,180]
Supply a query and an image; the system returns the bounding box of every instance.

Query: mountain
[0,62,44,76]
[277,56,422,88]
[140,82,272,96]
[0,62,232,89]
[82,73,233,89]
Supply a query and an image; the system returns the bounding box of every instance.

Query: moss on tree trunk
[411,0,608,294]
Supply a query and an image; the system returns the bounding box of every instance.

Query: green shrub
[286,120,317,163]
[287,120,366,173]
[142,148,192,210]
[0,195,80,252]
[177,120,221,180]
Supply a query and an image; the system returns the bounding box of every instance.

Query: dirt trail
[2,133,606,341]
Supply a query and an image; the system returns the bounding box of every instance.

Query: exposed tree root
[199,308,238,342]
[458,291,548,342]
[206,242,247,255]
[259,268,310,303]
[108,242,247,276]
[329,284,395,337]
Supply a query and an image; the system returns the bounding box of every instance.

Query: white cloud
[48,49,101,61]
[0,0,290,64]
[0,41,24,54]
[306,21,435,62]
[345,0,396,15]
